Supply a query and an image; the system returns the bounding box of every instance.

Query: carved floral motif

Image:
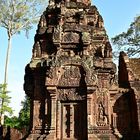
[58,65,81,86]
[62,32,80,43]
[57,88,83,101]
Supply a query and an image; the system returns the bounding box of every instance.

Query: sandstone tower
[24,0,140,139]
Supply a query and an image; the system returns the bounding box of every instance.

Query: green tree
[4,116,19,128]
[112,16,140,57]
[0,0,47,125]
[4,96,30,131]
[0,84,13,125]
[0,0,47,84]
[18,95,30,130]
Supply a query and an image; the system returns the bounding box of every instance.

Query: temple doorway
[59,101,87,140]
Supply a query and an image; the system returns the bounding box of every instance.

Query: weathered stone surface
[24,0,140,140]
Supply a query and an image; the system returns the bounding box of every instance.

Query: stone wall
[0,126,27,140]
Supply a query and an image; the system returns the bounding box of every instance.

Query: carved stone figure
[98,103,104,121]
[97,102,108,126]
[97,15,104,28]
[39,15,47,27]
[33,41,41,58]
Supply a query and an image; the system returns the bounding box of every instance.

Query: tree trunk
[4,36,12,84]
[0,36,12,125]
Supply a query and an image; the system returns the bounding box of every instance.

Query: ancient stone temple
[24,0,140,139]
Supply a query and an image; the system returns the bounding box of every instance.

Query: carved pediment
[58,65,81,87]
[66,1,90,8]
[57,88,83,101]
[63,24,91,32]
[62,32,80,44]
[82,32,91,44]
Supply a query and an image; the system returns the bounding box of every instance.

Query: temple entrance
[113,91,139,139]
[60,101,87,140]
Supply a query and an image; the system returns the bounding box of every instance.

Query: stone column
[112,112,122,139]
[56,101,61,139]
[62,104,67,138]
[32,100,41,132]
[87,96,92,127]
[50,94,56,130]
[46,90,57,140]
[70,104,75,138]
[112,113,117,128]
[136,99,140,130]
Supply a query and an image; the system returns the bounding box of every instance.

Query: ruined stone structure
[24,0,140,139]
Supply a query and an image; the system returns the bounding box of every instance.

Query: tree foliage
[0,0,47,37]
[112,16,140,57]
[0,0,47,125]
[0,84,13,125]
[4,116,19,128]
[18,95,30,130]
[4,96,30,130]
[0,84,13,115]
[0,0,47,84]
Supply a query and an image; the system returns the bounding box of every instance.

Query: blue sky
[0,0,140,116]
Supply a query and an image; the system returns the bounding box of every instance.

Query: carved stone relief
[57,88,83,101]
[58,65,81,86]
[33,41,42,58]
[62,32,80,43]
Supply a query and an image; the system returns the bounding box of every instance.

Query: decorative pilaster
[50,93,57,130]
[87,96,92,127]
[62,104,67,138]
[112,112,122,139]
[112,113,117,128]
[56,100,61,139]
[70,104,75,138]
[44,90,57,140]
[136,99,140,130]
